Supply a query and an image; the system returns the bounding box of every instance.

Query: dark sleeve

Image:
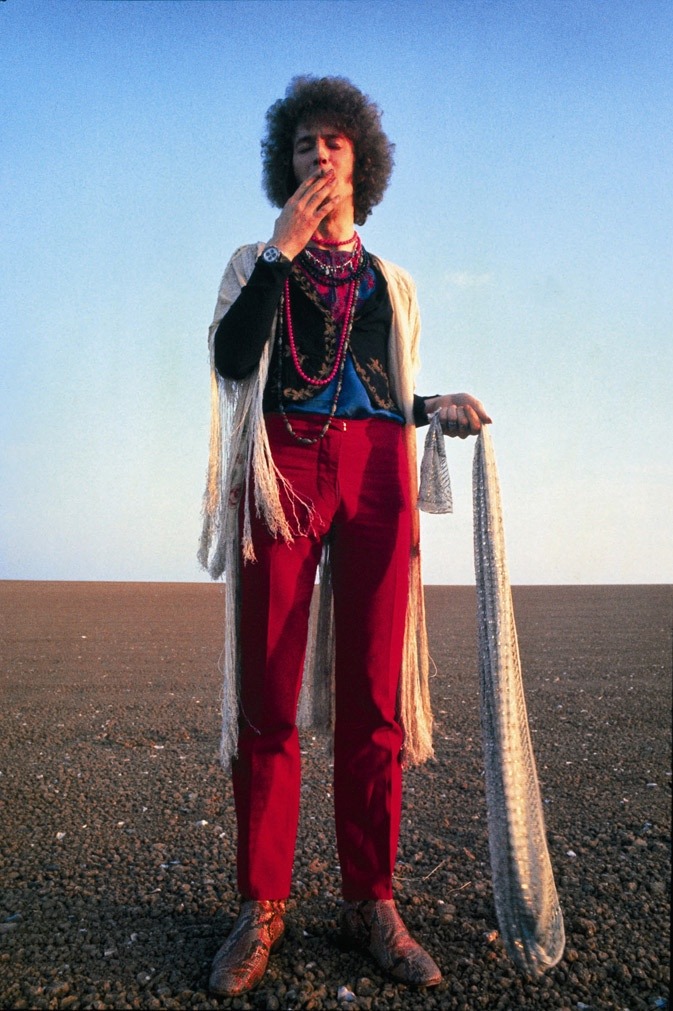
[413,394,439,427]
[214,256,293,380]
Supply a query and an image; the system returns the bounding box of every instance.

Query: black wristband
[413,394,440,427]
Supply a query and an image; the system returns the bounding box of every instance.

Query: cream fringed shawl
[198,243,434,768]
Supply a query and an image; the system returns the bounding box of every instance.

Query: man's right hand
[266,170,340,261]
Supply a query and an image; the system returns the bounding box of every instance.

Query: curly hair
[261,75,395,226]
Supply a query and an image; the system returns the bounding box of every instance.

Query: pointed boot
[209,899,286,997]
[340,899,442,987]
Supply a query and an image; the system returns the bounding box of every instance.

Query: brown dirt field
[0,582,670,1010]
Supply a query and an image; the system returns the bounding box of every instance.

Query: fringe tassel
[398,550,435,765]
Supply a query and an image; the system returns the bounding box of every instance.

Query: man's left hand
[424,393,492,438]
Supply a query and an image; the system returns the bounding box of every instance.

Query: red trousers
[233,413,412,901]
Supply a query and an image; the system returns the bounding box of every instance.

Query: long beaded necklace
[278,237,364,445]
[283,274,357,387]
[277,286,358,445]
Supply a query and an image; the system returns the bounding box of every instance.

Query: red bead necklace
[283,274,357,386]
[278,233,364,444]
[310,231,356,248]
[278,278,359,445]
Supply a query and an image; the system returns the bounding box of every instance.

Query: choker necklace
[310,231,357,247]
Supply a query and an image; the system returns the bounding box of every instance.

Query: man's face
[292,122,355,208]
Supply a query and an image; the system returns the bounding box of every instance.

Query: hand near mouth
[267,170,340,261]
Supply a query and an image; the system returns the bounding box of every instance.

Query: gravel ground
[0,582,670,1011]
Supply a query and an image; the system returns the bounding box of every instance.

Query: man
[199,75,490,997]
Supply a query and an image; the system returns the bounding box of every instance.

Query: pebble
[355,977,377,996]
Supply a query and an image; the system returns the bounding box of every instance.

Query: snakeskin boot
[209,899,286,996]
[339,899,442,987]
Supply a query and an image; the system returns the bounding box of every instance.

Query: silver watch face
[262,246,281,263]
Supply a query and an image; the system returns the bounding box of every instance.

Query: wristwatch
[260,245,285,264]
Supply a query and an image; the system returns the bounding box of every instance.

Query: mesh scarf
[474,426,565,974]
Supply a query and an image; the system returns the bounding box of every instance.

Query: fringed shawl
[199,243,434,767]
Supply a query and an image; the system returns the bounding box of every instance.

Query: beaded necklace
[298,234,369,288]
[302,244,361,279]
[277,284,358,445]
[283,274,357,387]
[278,236,365,445]
[310,231,356,247]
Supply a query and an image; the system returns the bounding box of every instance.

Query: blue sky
[1,0,671,583]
